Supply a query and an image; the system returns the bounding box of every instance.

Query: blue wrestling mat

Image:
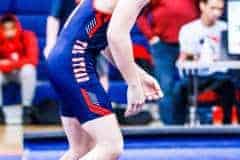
[24,126,240,160]
[0,156,21,160]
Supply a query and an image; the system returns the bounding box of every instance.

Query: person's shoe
[22,107,34,125]
[0,107,5,124]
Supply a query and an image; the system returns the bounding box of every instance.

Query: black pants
[173,73,236,124]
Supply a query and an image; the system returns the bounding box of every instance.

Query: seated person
[174,0,236,125]
[0,14,38,124]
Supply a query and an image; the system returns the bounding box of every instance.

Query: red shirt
[138,0,200,43]
[0,15,39,73]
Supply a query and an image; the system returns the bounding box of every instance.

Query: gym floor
[2,124,240,160]
[2,106,240,160]
[0,125,22,160]
[23,125,240,160]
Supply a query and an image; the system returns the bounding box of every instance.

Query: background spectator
[137,0,200,124]
[0,14,38,124]
[131,25,154,76]
[174,0,236,124]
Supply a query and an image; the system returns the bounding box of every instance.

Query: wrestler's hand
[125,84,145,117]
[141,73,164,101]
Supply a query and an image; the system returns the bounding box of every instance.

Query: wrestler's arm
[102,46,163,101]
[107,0,149,86]
[102,47,148,79]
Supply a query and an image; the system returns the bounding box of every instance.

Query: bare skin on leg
[79,114,124,160]
[60,117,94,160]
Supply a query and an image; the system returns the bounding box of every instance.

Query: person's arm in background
[0,57,16,73]
[0,43,20,73]
[44,0,62,58]
[176,25,199,78]
[97,52,109,91]
[178,25,198,63]
[15,31,39,68]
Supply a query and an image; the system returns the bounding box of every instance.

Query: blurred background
[0,0,240,159]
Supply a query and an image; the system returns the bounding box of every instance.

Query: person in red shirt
[137,0,200,124]
[0,14,39,124]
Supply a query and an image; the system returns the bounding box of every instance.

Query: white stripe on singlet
[63,0,86,29]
